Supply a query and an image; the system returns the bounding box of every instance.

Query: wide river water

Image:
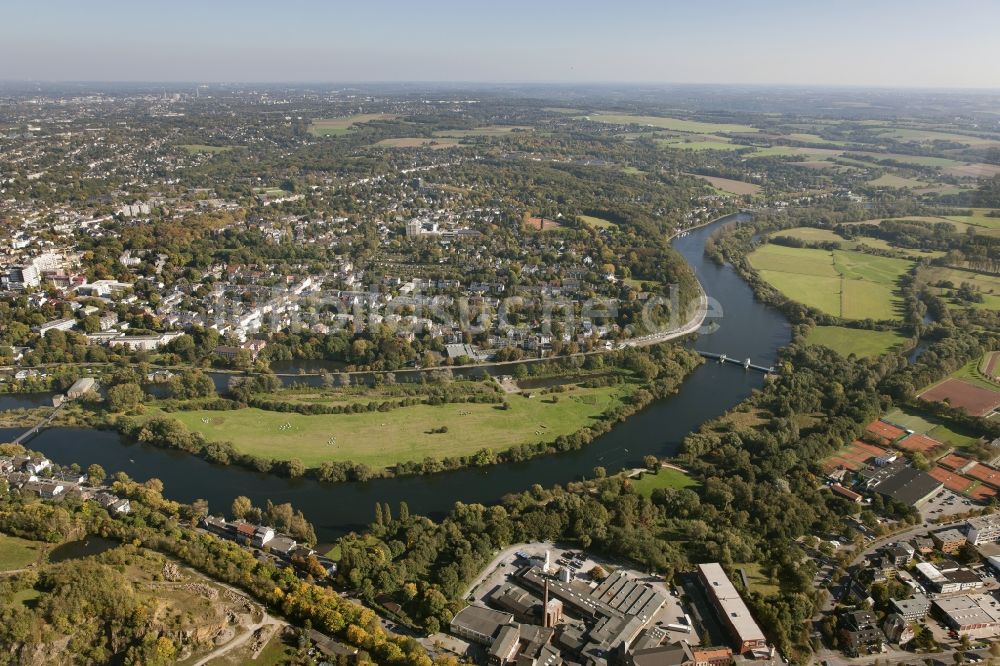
[2,214,791,542]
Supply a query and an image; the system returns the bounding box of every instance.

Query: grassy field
[883,407,982,449]
[687,173,761,195]
[771,227,845,244]
[0,533,44,571]
[804,326,909,358]
[867,173,929,189]
[178,144,237,154]
[942,209,1000,231]
[874,127,1000,148]
[578,214,617,230]
[736,562,780,596]
[919,266,1000,311]
[432,126,532,138]
[951,359,1000,391]
[659,136,745,151]
[153,383,633,469]
[308,113,397,136]
[628,468,699,497]
[748,244,913,320]
[376,137,460,149]
[585,113,758,134]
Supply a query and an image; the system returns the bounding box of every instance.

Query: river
[7,213,791,542]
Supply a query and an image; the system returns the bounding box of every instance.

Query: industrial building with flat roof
[697,562,767,655]
[933,594,1000,633]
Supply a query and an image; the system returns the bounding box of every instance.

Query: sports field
[154,383,632,469]
[804,326,909,358]
[628,468,699,497]
[882,407,980,449]
[918,378,1000,417]
[748,244,913,320]
[308,113,397,136]
[578,215,616,230]
[585,113,758,134]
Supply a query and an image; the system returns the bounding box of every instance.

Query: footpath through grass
[152,383,632,469]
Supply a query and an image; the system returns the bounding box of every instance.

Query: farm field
[0,533,44,571]
[918,378,1000,417]
[873,127,1000,148]
[525,216,563,231]
[942,208,1000,231]
[919,266,1000,311]
[585,113,758,134]
[687,173,761,195]
[847,215,1000,239]
[628,468,699,497]
[376,137,459,149]
[804,326,909,358]
[867,173,928,189]
[152,383,632,469]
[748,243,912,320]
[659,137,744,151]
[308,113,397,136]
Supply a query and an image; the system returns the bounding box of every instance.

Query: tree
[232,495,253,520]
[87,463,106,486]
[643,455,659,472]
[106,382,144,412]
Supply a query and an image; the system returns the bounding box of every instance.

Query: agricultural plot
[771,227,846,244]
[873,127,1000,148]
[154,383,631,470]
[687,173,761,195]
[525,216,563,231]
[308,113,398,136]
[584,113,758,134]
[867,173,929,189]
[918,378,1000,417]
[748,244,912,320]
[942,209,1000,231]
[804,326,909,358]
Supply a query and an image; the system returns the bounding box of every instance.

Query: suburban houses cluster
[0,453,131,514]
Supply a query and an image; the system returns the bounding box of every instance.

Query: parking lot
[920,489,978,521]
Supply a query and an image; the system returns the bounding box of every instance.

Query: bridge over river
[696,351,775,374]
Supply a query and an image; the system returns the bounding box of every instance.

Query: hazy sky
[3,0,999,88]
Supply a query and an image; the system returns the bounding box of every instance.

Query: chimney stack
[543,580,550,628]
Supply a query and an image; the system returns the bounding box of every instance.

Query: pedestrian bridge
[697,351,775,374]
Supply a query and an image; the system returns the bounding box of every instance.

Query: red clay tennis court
[965,463,1000,489]
[937,453,974,471]
[897,433,942,454]
[929,466,975,493]
[865,420,906,442]
[919,379,1000,417]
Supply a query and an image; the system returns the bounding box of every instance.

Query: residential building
[697,562,767,655]
[933,528,969,554]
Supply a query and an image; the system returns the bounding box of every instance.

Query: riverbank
[11,212,792,542]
